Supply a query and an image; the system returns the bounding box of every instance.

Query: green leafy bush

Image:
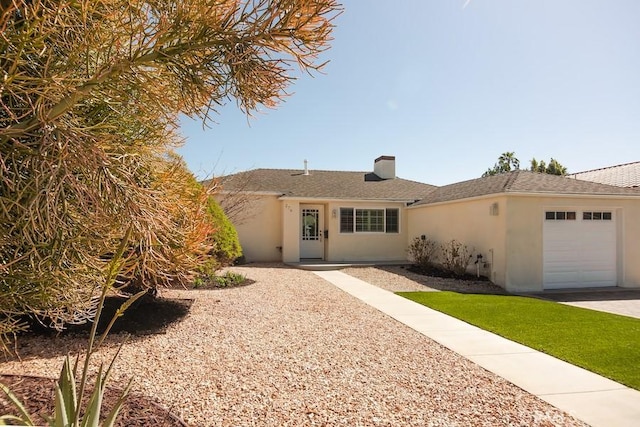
[195,197,243,281]
[207,198,242,265]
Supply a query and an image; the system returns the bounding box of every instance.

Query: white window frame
[339,207,400,234]
[582,211,612,221]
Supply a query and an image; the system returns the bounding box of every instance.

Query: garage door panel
[543,210,616,289]
[544,272,581,288]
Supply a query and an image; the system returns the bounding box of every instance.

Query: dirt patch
[0,374,188,426]
[4,297,194,425]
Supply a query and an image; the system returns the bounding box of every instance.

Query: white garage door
[543,210,617,289]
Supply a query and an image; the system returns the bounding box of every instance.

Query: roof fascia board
[408,191,640,209]
[216,190,283,196]
[505,191,640,199]
[278,196,417,203]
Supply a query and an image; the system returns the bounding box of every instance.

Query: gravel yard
[342,265,507,294]
[1,264,586,426]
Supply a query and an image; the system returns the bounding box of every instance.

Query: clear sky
[177,0,640,186]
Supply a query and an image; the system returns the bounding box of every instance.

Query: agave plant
[0,228,145,427]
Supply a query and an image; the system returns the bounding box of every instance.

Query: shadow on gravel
[9,297,193,361]
[373,265,510,295]
[25,296,194,336]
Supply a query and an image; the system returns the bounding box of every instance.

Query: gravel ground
[1,264,586,426]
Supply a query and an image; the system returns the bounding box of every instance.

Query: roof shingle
[569,161,640,188]
[214,168,437,201]
[412,170,640,206]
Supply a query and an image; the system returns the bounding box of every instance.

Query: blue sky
[178,0,640,186]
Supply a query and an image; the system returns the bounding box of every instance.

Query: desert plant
[407,236,439,270]
[441,239,473,276]
[0,0,340,345]
[0,228,144,427]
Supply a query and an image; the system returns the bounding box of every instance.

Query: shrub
[206,198,243,267]
[441,239,473,276]
[194,197,243,284]
[408,236,439,269]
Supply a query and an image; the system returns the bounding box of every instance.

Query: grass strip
[397,291,640,390]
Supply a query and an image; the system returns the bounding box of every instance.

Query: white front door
[300,205,324,259]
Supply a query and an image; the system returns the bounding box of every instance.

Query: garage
[543,209,617,289]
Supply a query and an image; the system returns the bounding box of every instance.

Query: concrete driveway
[534,289,640,319]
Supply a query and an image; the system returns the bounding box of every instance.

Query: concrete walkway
[314,270,640,427]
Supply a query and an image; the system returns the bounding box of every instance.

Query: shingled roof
[412,170,640,206]
[569,161,640,188]
[215,168,437,201]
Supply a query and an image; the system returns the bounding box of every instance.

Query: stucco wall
[324,201,409,262]
[282,200,300,263]
[507,196,640,291]
[225,194,283,262]
[409,195,640,292]
[407,197,508,286]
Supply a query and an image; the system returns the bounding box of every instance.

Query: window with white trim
[583,211,612,221]
[339,208,399,233]
[545,211,576,220]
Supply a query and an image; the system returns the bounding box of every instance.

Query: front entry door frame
[300,204,324,259]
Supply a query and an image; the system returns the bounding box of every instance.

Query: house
[407,171,640,292]
[215,156,436,264]
[569,161,640,188]
[217,157,640,293]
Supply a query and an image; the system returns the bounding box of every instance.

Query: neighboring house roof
[412,170,640,206]
[214,168,437,201]
[569,161,640,188]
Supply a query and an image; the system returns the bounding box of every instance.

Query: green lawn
[397,291,640,391]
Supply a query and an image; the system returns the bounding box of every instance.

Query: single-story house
[407,171,640,292]
[215,156,436,264]
[217,157,640,293]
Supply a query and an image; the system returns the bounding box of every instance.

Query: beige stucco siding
[410,194,640,292]
[407,197,508,286]
[506,195,640,291]
[282,200,300,263]
[324,201,409,262]
[227,194,283,262]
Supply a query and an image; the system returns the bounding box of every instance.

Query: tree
[530,157,568,175]
[0,0,340,343]
[484,152,568,177]
[482,152,520,177]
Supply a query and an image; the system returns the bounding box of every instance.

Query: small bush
[408,236,439,269]
[206,197,243,267]
[441,239,473,276]
[195,197,243,283]
[194,271,247,289]
[213,271,247,288]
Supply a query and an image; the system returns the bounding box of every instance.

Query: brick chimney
[374,155,396,179]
